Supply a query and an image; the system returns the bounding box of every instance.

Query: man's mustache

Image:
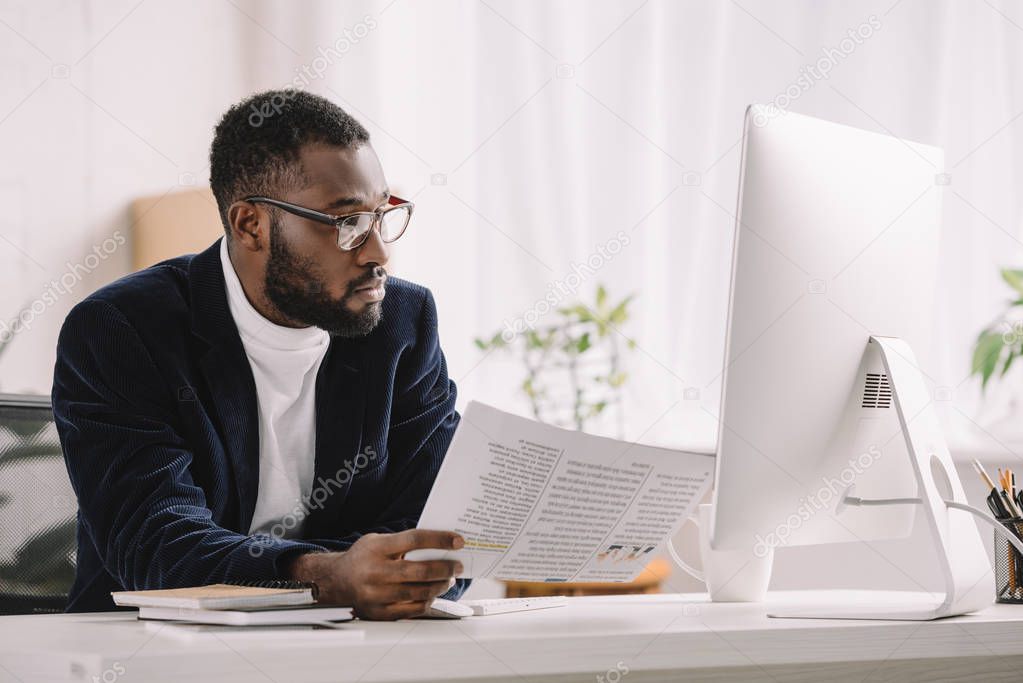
[346,267,388,295]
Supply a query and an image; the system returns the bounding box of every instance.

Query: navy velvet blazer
[52,237,467,612]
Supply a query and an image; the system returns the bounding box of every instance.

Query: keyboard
[461,596,568,616]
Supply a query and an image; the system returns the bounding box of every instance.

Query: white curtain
[283,0,1023,454]
[3,0,1022,457]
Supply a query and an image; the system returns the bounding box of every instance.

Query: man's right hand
[286,529,465,620]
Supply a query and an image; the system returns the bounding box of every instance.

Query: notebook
[111,580,318,611]
[145,621,363,643]
[137,604,354,627]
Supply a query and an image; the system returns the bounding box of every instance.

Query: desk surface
[3,591,1023,682]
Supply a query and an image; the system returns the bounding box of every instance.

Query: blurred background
[3,0,1023,598]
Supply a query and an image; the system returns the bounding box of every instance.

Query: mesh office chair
[0,394,77,614]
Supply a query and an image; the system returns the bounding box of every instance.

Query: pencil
[1008,471,1021,517]
[974,459,997,490]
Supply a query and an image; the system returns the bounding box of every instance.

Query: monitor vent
[861,373,892,408]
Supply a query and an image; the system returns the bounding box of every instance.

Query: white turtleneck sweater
[219,236,330,538]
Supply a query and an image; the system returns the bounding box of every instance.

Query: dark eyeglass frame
[244,194,414,251]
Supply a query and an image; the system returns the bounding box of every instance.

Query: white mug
[668,503,774,602]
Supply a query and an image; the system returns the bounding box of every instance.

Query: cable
[845,494,1023,557]
[844,496,921,507]
[945,500,1023,557]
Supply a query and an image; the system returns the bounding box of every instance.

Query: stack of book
[112,580,357,629]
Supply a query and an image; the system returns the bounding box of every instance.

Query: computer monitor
[710,105,944,556]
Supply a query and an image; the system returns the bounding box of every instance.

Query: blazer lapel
[306,335,368,532]
[189,238,261,532]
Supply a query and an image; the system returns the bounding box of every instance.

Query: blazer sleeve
[52,299,329,590]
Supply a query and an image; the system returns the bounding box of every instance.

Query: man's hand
[287,529,464,620]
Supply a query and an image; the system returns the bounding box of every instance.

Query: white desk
[2,591,1023,682]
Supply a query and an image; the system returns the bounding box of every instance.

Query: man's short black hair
[209,89,370,234]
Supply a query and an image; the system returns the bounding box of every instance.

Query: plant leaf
[1001,348,1016,377]
[1002,269,1023,297]
[559,305,594,323]
[608,295,634,325]
[972,329,1006,389]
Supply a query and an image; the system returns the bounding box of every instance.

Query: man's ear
[226,200,267,251]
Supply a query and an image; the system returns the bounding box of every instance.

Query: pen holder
[995,518,1023,604]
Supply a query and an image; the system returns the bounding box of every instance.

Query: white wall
[3,0,1023,597]
[0,0,251,392]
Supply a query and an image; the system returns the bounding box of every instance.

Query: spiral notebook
[112,580,319,611]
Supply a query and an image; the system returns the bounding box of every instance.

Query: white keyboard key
[462,596,568,616]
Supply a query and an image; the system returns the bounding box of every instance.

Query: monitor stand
[769,336,995,621]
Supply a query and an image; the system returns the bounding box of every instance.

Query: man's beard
[264,216,385,337]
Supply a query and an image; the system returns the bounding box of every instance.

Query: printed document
[406,401,714,582]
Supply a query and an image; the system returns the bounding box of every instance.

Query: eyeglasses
[244,194,414,251]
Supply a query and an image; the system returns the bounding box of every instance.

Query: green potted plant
[970,268,1023,443]
[475,284,635,438]
[972,269,1023,389]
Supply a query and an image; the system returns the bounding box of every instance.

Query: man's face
[262,142,391,337]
